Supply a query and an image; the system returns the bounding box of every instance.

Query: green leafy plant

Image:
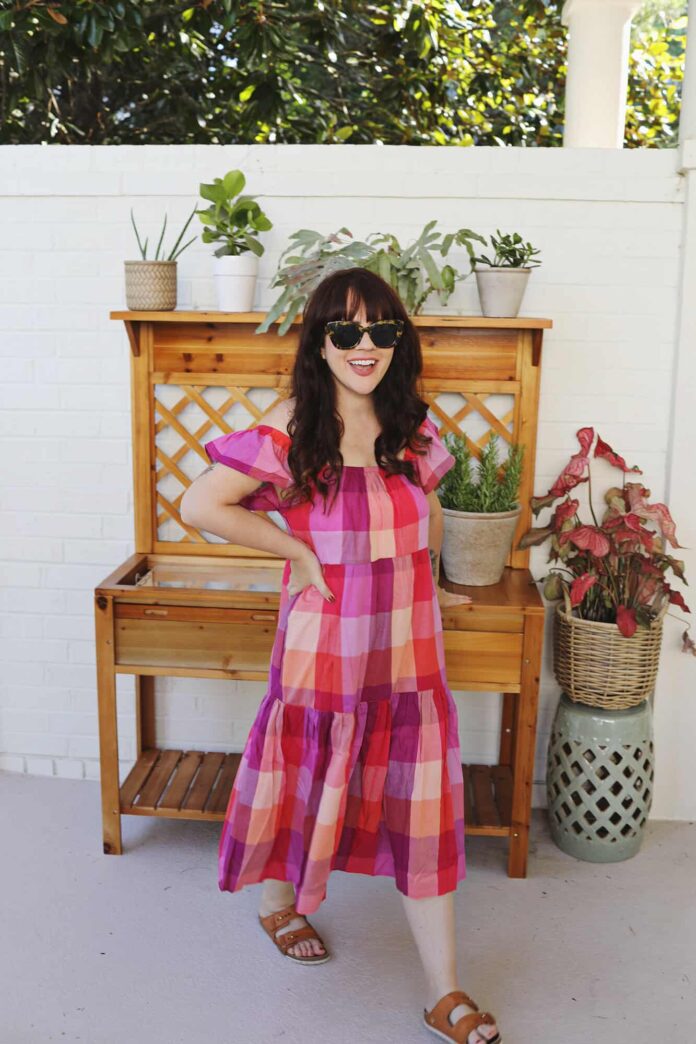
[438,431,524,513]
[256,220,487,335]
[197,169,273,258]
[129,205,198,261]
[473,229,542,268]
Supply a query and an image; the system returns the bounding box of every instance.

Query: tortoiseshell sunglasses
[324,319,405,350]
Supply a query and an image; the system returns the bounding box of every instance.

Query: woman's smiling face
[321,298,396,396]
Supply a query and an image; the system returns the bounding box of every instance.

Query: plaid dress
[204,416,467,915]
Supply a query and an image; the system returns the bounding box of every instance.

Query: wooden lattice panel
[154,382,290,544]
[122,314,548,569]
[152,382,519,546]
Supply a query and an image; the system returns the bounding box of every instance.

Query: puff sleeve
[412,416,455,495]
[203,424,293,513]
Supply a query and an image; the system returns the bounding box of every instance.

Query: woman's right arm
[180,461,307,563]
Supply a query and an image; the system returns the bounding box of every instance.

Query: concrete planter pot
[124,260,177,311]
[441,506,522,586]
[213,252,259,311]
[474,265,531,318]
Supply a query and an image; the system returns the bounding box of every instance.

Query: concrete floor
[1,770,694,1044]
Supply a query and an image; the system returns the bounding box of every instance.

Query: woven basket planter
[124,260,177,311]
[553,597,666,711]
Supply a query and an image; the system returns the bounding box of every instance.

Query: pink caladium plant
[517,426,694,653]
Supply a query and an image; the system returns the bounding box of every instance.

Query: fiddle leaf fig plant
[256,220,487,335]
[473,229,542,268]
[197,169,273,259]
[438,431,525,513]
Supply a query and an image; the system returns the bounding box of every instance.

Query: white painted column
[656,0,696,819]
[561,0,644,147]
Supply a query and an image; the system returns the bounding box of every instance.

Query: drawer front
[114,604,279,675]
[444,628,524,691]
[113,604,526,690]
[439,608,525,633]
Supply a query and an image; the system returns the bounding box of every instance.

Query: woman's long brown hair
[281,267,435,512]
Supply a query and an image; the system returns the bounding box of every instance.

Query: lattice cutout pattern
[153,384,517,544]
[546,734,654,843]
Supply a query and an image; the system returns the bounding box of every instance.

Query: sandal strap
[259,902,298,935]
[444,1012,496,1043]
[258,905,328,956]
[425,990,498,1044]
[447,989,479,1012]
[274,925,325,954]
[427,989,479,1021]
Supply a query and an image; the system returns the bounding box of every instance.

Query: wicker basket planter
[124,260,177,311]
[553,598,667,711]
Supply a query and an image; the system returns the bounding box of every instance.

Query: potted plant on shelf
[472,229,541,318]
[197,169,273,311]
[255,220,487,335]
[517,426,692,865]
[437,430,525,586]
[517,425,692,708]
[125,206,197,311]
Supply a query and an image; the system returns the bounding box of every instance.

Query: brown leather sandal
[423,989,502,1043]
[258,901,331,965]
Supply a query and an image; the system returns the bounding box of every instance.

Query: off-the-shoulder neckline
[253,421,418,469]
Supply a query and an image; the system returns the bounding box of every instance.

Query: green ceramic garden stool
[546,692,654,863]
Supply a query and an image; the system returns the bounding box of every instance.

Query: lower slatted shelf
[463,763,513,836]
[120,748,514,833]
[120,748,242,820]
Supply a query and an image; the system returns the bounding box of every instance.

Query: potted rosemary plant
[472,229,541,318]
[197,169,273,311]
[255,221,487,335]
[438,431,525,586]
[125,205,197,311]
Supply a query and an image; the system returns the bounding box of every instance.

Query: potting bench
[95,310,551,877]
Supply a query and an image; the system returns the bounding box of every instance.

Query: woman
[181,268,502,1044]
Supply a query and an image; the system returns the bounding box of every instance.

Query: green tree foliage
[0,0,686,147]
[627,0,687,147]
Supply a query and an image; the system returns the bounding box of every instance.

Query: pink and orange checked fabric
[204,416,467,914]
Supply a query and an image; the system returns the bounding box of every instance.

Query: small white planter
[213,252,259,311]
[441,506,522,586]
[474,266,531,318]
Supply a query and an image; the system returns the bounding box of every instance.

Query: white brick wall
[0,143,689,816]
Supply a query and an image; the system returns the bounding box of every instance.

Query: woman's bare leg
[258,878,326,958]
[400,891,499,1043]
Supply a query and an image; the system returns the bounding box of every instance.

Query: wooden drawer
[113,603,279,678]
[444,627,524,691]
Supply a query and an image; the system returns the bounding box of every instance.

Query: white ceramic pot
[441,506,522,586]
[474,266,531,318]
[213,252,259,311]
